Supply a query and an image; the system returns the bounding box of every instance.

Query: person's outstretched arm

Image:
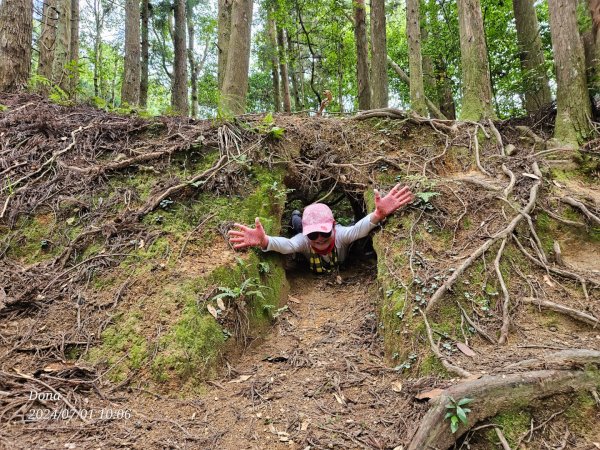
[371,183,414,224]
[228,217,307,254]
[338,184,414,245]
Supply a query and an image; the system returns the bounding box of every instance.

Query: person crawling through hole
[228,183,414,274]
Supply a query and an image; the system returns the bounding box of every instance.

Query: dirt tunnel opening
[278,174,378,273]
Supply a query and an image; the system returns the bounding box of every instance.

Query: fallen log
[407,369,600,450]
[505,349,600,370]
[521,297,599,328]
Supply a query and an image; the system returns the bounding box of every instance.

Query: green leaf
[457,397,473,406]
[450,416,459,433]
[268,126,285,139]
[416,191,440,203]
[456,406,468,424]
[262,112,274,125]
[444,412,454,420]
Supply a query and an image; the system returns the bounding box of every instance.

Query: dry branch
[495,238,511,344]
[521,297,599,328]
[504,349,600,370]
[407,369,600,450]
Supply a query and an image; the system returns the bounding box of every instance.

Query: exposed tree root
[521,297,600,328]
[408,368,600,450]
[560,196,600,226]
[505,349,600,370]
[426,162,543,314]
[419,309,472,379]
[494,238,511,344]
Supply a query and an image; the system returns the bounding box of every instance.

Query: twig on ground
[494,238,511,344]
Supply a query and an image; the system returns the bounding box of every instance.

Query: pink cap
[302,203,334,235]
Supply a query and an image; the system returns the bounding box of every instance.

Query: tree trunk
[277,26,292,113]
[287,31,301,111]
[68,0,79,97]
[172,0,188,115]
[512,0,552,113]
[220,0,253,115]
[187,7,198,117]
[92,0,104,98]
[354,0,371,110]
[407,0,427,116]
[421,22,439,115]
[121,0,141,105]
[548,0,592,145]
[268,15,281,112]
[370,0,388,108]
[38,0,58,87]
[457,0,495,120]
[140,0,150,107]
[587,0,600,103]
[52,0,72,93]
[0,0,33,92]
[437,66,456,120]
[217,0,232,90]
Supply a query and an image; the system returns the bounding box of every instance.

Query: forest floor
[1,93,600,449]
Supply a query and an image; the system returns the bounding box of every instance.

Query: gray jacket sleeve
[263,233,310,256]
[336,213,379,246]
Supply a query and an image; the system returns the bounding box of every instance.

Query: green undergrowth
[5,214,65,264]
[86,162,289,389]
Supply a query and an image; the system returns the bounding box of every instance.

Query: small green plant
[211,277,267,304]
[445,397,473,433]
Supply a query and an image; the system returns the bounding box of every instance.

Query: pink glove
[373,184,414,222]
[228,217,269,250]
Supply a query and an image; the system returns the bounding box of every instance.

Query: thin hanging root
[456,301,497,344]
[426,162,542,314]
[471,127,492,177]
[501,164,515,198]
[560,196,600,226]
[495,238,511,345]
[521,297,599,328]
[513,235,595,302]
[487,119,505,156]
[418,309,471,379]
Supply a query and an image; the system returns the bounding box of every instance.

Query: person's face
[307,226,334,251]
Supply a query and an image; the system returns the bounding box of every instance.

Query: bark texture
[268,16,281,112]
[172,0,189,115]
[354,0,371,110]
[68,0,80,97]
[287,32,302,111]
[277,26,292,113]
[38,0,58,85]
[140,0,150,107]
[121,0,141,105]
[52,0,72,93]
[220,0,254,115]
[0,0,33,91]
[370,0,388,108]
[456,0,495,120]
[217,0,233,90]
[407,0,427,116]
[512,0,552,112]
[408,369,600,450]
[548,0,592,145]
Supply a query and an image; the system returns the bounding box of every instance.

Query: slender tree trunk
[287,31,301,111]
[220,0,253,115]
[457,0,495,120]
[370,0,388,108]
[38,0,58,87]
[140,0,150,107]
[512,0,552,113]
[52,0,72,93]
[437,63,456,120]
[68,0,79,97]
[187,6,198,117]
[421,24,439,114]
[268,15,281,112]
[217,0,232,90]
[0,0,33,92]
[338,40,344,113]
[354,0,371,110]
[93,0,103,98]
[548,0,592,145]
[586,0,600,101]
[277,26,292,112]
[172,0,189,115]
[407,0,427,116]
[121,0,141,105]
